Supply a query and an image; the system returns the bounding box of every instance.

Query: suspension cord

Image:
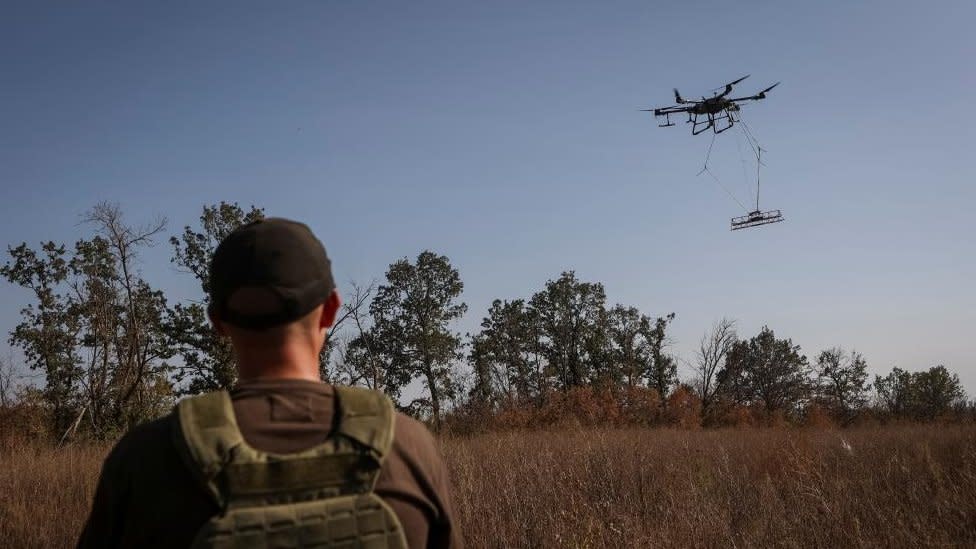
[739,119,762,161]
[735,129,757,210]
[698,132,750,212]
[737,120,766,211]
[704,168,750,212]
[698,131,717,175]
[756,147,762,211]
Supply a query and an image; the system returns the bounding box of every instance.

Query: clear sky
[2,1,974,390]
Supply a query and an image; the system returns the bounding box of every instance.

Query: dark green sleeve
[76,442,129,549]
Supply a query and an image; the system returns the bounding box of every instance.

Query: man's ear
[320,290,341,329]
[209,310,228,337]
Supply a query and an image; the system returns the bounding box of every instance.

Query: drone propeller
[712,74,750,93]
[673,88,685,104]
[759,82,780,94]
[727,74,750,87]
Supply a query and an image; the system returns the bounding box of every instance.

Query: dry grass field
[446,425,976,548]
[2,425,975,548]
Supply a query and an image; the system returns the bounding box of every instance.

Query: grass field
[2,425,975,548]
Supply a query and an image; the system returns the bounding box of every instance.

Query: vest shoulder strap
[173,390,244,504]
[175,390,241,475]
[334,385,396,460]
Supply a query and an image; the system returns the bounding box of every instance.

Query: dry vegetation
[0,440,103,549]
[447,425,976,547]
[2,425,975,548]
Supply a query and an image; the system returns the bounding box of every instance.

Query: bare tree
[81,202,170,429]
[693,318,736,413]
[338,281,415,399]
[322,282,375,384]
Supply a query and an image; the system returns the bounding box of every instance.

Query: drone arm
[728,94,763,102]
[651,105,694,115]
[730,82,779,103]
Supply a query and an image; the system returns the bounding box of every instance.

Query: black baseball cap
[208,217,335,330]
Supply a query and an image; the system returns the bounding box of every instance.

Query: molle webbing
[200,495,404,549]
[222,453,376,506]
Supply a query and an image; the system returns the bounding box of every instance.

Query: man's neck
[236,368,321,383]
[234,349,321,382]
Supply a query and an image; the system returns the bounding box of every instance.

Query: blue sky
[2,1,974,390]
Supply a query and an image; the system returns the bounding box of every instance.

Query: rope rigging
[697,124,763,213]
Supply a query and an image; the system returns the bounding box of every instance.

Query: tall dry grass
[2,425,975,547]
[443,425,976,548]
[0,441,104,549]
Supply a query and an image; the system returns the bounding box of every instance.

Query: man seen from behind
[78,217,461,548]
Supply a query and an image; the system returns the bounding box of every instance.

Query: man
[78,218,461,548]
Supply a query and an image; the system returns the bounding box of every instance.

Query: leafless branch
[694,317,737,410]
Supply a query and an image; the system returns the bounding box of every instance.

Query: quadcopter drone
[643,75,779,135]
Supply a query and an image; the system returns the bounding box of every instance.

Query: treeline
[0,202,970,441]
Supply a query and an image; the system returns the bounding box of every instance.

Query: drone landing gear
[690,109,740,135]
[657,112,675,127]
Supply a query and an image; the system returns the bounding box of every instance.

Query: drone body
[643,75,779,135]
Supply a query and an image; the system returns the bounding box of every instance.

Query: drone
[643,75,779,135]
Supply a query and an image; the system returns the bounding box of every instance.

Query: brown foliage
[446,386,673,434]
[0,390,53,449]
[663,385,702,429]
[803,402,837,429]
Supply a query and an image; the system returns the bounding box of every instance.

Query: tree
[693,318,737,414]
[717,326,810,414]
[645,312,677,400]
[601,305,675,397]
[814,347,870,419]
[366,251,466,428]
[82,203,171,432]
[165,202,264,393]
[330,282,407,394]
[528,272,607,390]
[606,305,652,389]
[469,299,542,405]
[876,365,966,420]
[2,241,78,432]
[913,365,966,419]
[1,203,171,437]
[874,367,914,417]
